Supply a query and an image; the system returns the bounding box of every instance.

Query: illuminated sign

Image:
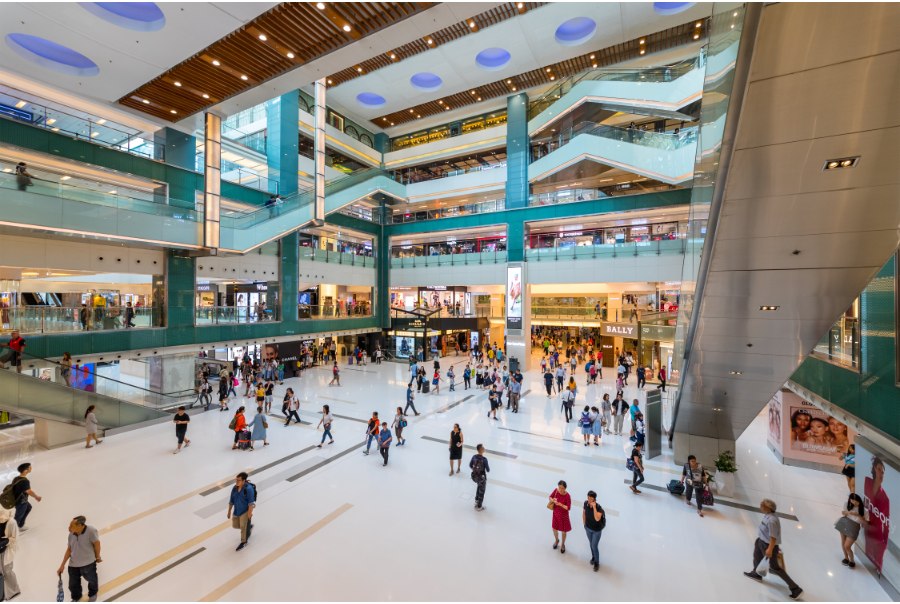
[506,265,522,330]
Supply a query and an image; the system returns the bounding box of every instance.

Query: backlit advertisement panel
[856,439,898,585]
[506,266,522,330]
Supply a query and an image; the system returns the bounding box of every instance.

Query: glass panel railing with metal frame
[299,247,377,268]
[390,162,506,185]
[525,238,690,262]
[391,249,508,268]
[812,316,860,370]
[389,198,506,224]
[0,87,166,161]
[531,121,699,161]
[195,305,279,325]
[0,170,201,222]
[298,304,373,320]
[5,305,161,335]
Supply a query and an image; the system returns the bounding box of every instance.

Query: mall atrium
[0,1,897,602]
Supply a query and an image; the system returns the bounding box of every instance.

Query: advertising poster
[781,390,855,467]
[464,292,471,316]
[766,391,783,454]
[506,266,522,330]
[72,363,96,392]
[855,439,898,583]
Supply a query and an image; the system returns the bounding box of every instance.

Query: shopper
[555,365,566,394]
[392,407,407,446]
[173,406,191,454]
[250,406,269,449]
[657,366,667,392]
[560,389,575,423]
[447,366,456,391]
[60,352,73,387]
[469,444,490,511]
[0,331,25,373]
[56,516,101,602]
[681,455,707,516]
[284,389,301,426]
[487,385,500,421]
[744,499,802,599]
[14,162,32,191]
[841,444,856,492]
[10,462,40,530]
[431,369,442,394]
[404,384,420,416]
[315,404,335,447]
[230,407,247,450]
[601,394,612,435]
[548,480,572,553]
[582,490,605,572]
[84,405,102,448]
[628,442,645,494]
[227,472,256,551]
[609,393,625,436]
[329,361,341,386]
[0,507,20,599]
[364,412,380,455]
[589,406,602,446]
[508,375,521,413]
[836,493,867,568]
[449,424,464,475]
[463,364,472,390]
[264,380,274,413]
[579,406,593,446]
[378,422,393,466]
[543,367,554,398]
[636,365,646,389]
[634,412,646,447]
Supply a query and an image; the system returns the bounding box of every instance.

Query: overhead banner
[506,265,522,330]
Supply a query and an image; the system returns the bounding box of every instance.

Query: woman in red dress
[549,480,572,553]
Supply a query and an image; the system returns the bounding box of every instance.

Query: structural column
[265,90,300,196]
[312,78,326,225]
[153,127,196,207]
[504,92,530,209]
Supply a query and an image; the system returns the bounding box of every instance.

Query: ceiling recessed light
[759,305,780,311]
[640,49,646,55]
[590,54,595,59]
[445,106,450,110]
[173,81,182,87]
[46,118,56,125]
[823,156,859,170]
[426,38,433,45]
[546,68,551,72]
[96,119,106,125]
[258,34,267,41]
[212,59,220,66]
[52,127,60,132]
[327,79,333,84]
[109,190,117,195]
[286,51,295,59]
[356,66,363,72]
[142,99,150,104]
[695,22,702,28]
[390,122,394,126]
[639,38,645,44]
[342,24,352,32]
[409,109,414,113]
[240,75,248,81]
[389,53,396,59]
[592,63,597,68]
[14,100,26,109]
[316,2,325,8]
[733,11,738,16]
[470,90,476,95]
[476,97,481,101]
[469,21,476,28]
[506,79,512,84]
[730,24,735,29]
[550,75,555,80]
[170,109,177,114]
[60,175,70,181]
[729,370,742,375]
[416,114,421,118]
[512,87,516,91]
[517,2,523,8]
[438,100,443,104]
[693,33,700,39]
[90,132,99,138]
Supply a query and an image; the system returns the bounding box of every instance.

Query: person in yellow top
[92,293,106,325]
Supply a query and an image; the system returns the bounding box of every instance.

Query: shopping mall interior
[0,2,898,602]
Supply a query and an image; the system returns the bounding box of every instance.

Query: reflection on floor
[5,354,889,601]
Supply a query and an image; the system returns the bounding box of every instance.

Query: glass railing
[812,316,860,370]
[300,247,376,268]
[389,198,506,224]
[0,170,201,221]
[531,306,664,323]
[0,88,165,161]
[220,168,382,230]
[195,305,278,325]
[528,183,679,207]
[298,304,373,319]
[525,237,691,262]
[221,122,267,154]
[220,160,278,194]
[390,110,508,152]
[339,204,379,223]
[390,162,506,185]
[390,249,508,268]
[6,306,161,335]
[528,59,700,119]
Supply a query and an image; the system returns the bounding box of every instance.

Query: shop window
[812,299,861,371]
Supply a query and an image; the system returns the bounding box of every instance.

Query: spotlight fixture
[470,90,476,95]
[202,93,209,99]
[356,66,363,72]
[729,371,742,375]
[316,2,325,8]
[469,21,476,28]
[327,79,333,84]
[640,49,646,55]
[512,87,516,91]
[592,63,597,68]
[550,75,555,80]
[445,106,450,110]
[286,51,295,59]
[693,33,700,40]
[240,75,248,81]
[506,79,512,84]
[170,109,177,114]
[258,34,267,41]
[14,100,26,109]
[823,156,859,170]
[60,175,70,181]
[695,21,702,28]
[517,2,523,7]
[759,305,780,311]
[590,54,595,59]
[476,97,481,101]
[389,53,396,59]
[212,59,220,66]
[390,122,394,126]
[545,68,551,72]
[90,132,99,138]
[96,119,106,125]
[342,24,351,32]
[46,118,56,125]
[142,99,150,104]
[639,38,645,44]
[438,100,443,104]
[416,114,421,118]
[409,109,414,113]
[173,81,182,87]
[426,38,433,45]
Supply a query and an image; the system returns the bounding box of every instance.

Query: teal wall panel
[266,91,300,196]
[504,92,530,210]
[790,255,899,440]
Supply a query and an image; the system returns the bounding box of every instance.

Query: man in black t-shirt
[173,406,191,454]
[13,462,41,529]
[629,443,645,494]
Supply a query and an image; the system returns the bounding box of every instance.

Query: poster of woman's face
[788,404,852,458]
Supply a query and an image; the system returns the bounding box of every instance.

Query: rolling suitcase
[422,381,430,393]
[238,429,252,450]
[701,488,714,507]
[666,479,685,495]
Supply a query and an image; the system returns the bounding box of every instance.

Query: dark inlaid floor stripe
[620,480,800,521]
[420,435,517,458]
[105,547,206,602]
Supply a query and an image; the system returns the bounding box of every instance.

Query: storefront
[639,323,675,381]
[227,282,277,321]
[601,322,640,366]
[387,315,487,360]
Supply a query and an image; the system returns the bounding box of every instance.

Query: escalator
[668,3,900,449]
[529,120,700,185]
[218,168,404,253]
[0,352,195,437]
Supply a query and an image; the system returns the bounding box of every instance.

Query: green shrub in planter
[714,450,738,473]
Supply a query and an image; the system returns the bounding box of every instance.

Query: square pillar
[265,91,300,196]
[504,92,529,210]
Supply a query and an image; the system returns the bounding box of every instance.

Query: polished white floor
[4,353,889,602]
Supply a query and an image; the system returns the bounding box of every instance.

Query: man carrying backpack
[469,445,490,511]
[4,462,41,530]
[227,472,256,551]
[681,455,708,517]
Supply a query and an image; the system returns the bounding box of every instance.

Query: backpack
[580,412,592,427]
[246,481,259,502]
[0,477,23,509]
[0,521,8,552]
[597,505,607,530]
[470,456,485,481]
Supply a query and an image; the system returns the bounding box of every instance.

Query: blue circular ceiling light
[81,3,166,31]
[475,47,511,71]
[356,92,386,107]
[653,2,695,15]
[554,17,597,46]
[5,33,99,76]
[409,72,443,91]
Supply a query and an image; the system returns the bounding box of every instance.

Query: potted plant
[713,450,738,497]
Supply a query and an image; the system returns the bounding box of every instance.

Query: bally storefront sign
[602,322,638,337]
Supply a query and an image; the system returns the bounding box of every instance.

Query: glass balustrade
[6,306,161,335]
[390,249,508,268]
[525,238,692,262]
[0,171,201,221]
[195,306,279,325]
[297,304,373,320]
[299,247,376,267]
[532,122,699,162]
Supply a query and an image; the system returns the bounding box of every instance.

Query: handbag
[626,457,637,472]
[546,500,555,510]
[57,577,65,602]
[834,515,857,537]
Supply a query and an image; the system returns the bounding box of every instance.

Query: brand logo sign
[602,323,636,337]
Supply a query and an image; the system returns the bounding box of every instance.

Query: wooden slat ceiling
[117,2,433,122]
[373,19,708,128]
[325,2,546,87]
